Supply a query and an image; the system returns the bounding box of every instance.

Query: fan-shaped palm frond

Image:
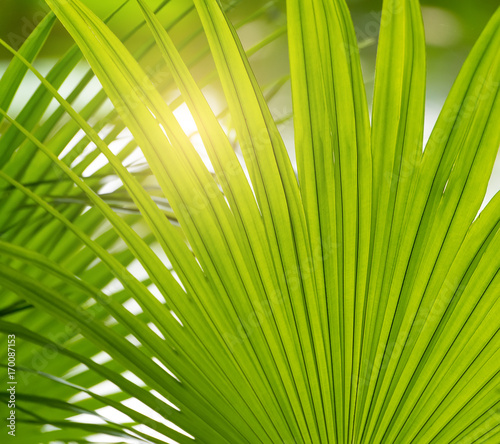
[0,0,499,443]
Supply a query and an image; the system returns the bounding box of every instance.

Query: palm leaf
[0,0,498,443]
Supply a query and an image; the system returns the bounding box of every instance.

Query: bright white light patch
[152,357,180,382]
[91,351,112,365]
[421,7,463,47]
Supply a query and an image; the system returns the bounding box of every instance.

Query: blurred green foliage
[1,0,498,55]
[0,0,281,55]
[350,0,498,45]
[0,0,497,106]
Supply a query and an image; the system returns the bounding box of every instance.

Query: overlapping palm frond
[0,0,499,443]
